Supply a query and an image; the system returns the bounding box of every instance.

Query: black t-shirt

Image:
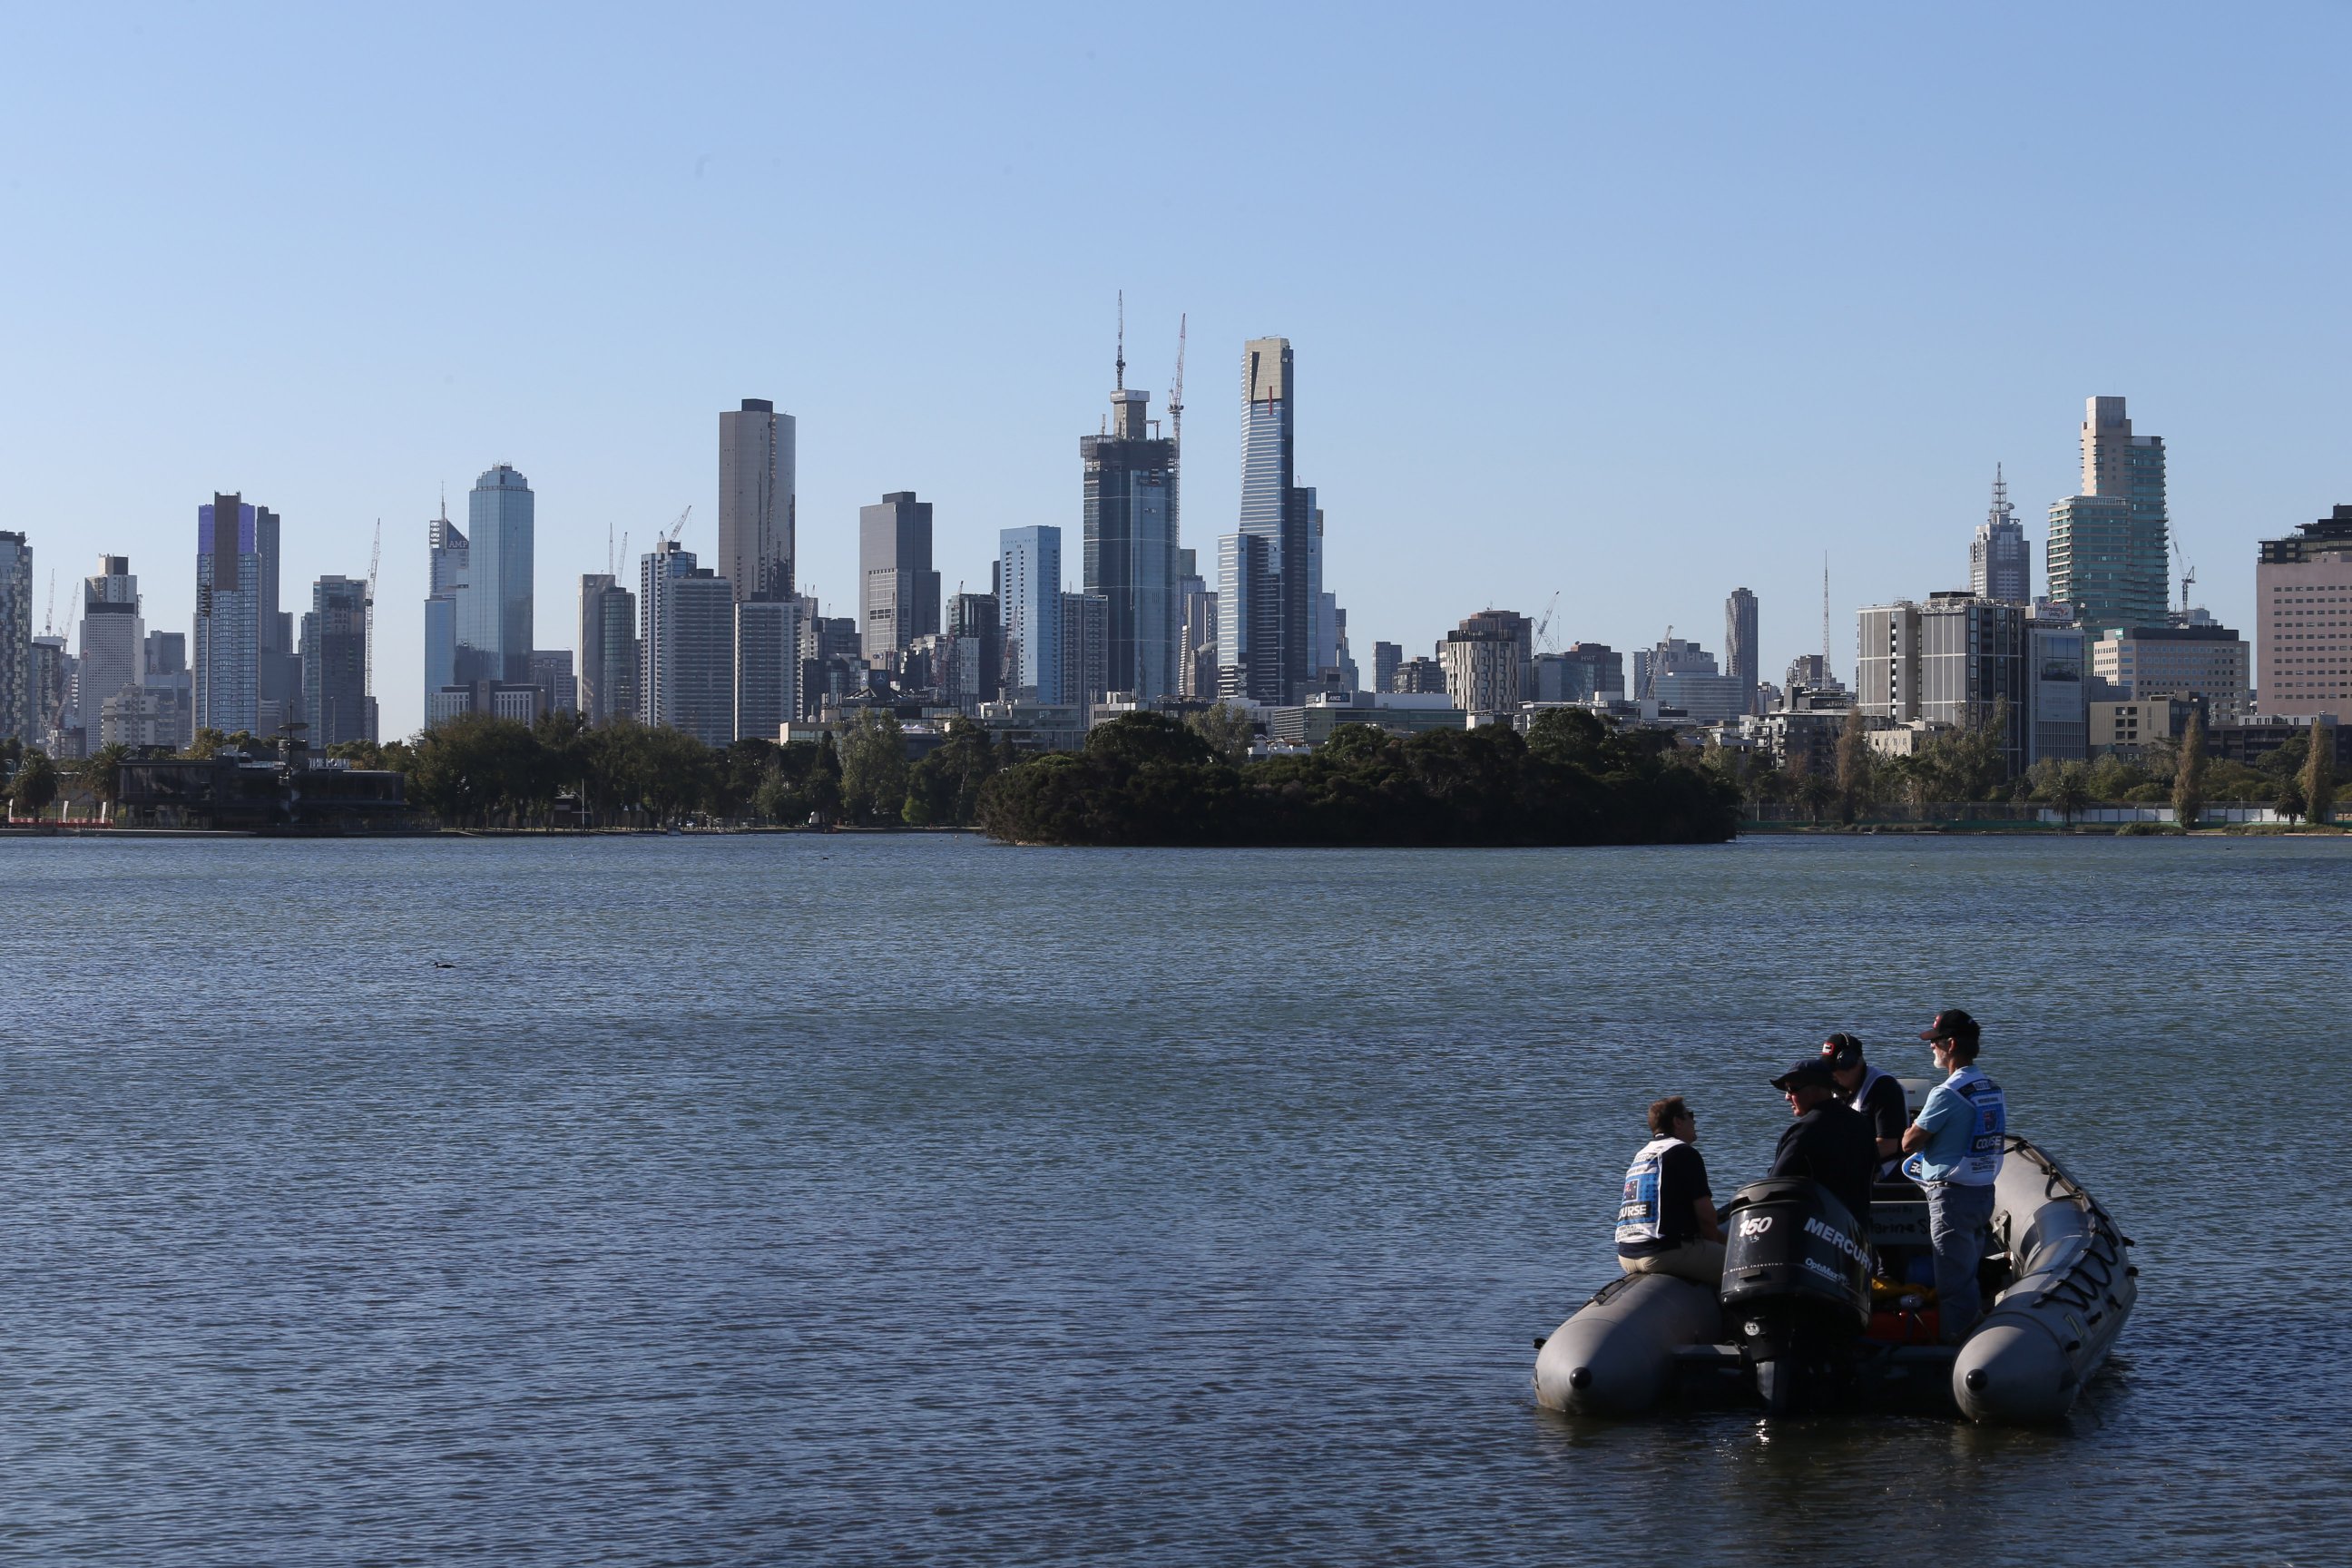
[1842,1072,1908,1167]
[1767,1103,1877,1228]
[1620,1141,1713,1256]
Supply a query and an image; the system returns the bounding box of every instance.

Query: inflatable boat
[1532,1122,2135,1424]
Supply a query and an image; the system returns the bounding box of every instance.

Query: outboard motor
[1719,1177,1872,1413]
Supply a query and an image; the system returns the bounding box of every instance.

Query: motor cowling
[1719,1177,1872,1333]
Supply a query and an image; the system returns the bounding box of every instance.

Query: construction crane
[2179,564,2198,620]
[1168,313,1186,451]
[365,519,381,701]
[664,505,691,549]
[1533,591,1562,655]
[42,569,55,637]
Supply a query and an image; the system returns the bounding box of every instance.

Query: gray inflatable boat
[1533,1130,2135,1424]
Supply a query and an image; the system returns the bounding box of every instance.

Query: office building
[1060,592,1109,710]
[78,555,143,733]
[2025,615,2088,765]
[946,591,1002,704]
[999,526,1063,704]
[734,598,803,742]
[1859,593,2026,772]
[194,493,270,735]
[424,499,467,703]
[2092,624,2249,720]
[458,464,534,684]
[142,630,193,750]
[640,542,734,745]
[1633,637,1715,700]
[1655,671,1746,721]
[1174,550,1213,701]
[31,635,72,752]
[578,573,639,725]
[1396,656,1446,695]
[527,650,577,715]
[1083,378,1180,701]
[0,531,29,742]
[859,491,940,656]
[2255,504,2352,717]
[1972,466,2032,604]
[2047,397,2169,632]
[1220,337,1316,703]
[1531,642,1623,702]
[1373,640,1403,695]
[1724,587,1759,714]
[1440,610,1533,716]
[1783,652,1847,701]
[720,398,796,603]
[299,575,375,747]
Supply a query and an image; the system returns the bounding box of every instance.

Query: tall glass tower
[720,398,796,603]
[1083,379,1178,701]
[1971,466,2032,604]
[194,494,266,734]
[2047,397,2168,632]
[1220,337,1312,702]
[999,525,1063,703]
[459,465,534,683]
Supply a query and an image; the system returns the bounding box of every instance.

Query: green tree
[2050,760,2092,827]
[1835,707,1871,823]
[903,717,1002,827]
[2276,774,2308,826]
[78,742,130,817]
[1183,701,1256,765]
[836,711,908,825]
[11,750,59,820]
[2306,720,2337,825]
[2171,707,2208,829]
[810,731,844,826]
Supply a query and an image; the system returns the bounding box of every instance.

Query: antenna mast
[366,518,381,701]
[1169,313,1186,450]
[1821,554,1830,663]
[1115,289,1125,392]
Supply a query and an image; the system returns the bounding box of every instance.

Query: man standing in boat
[1823,1033,1907,1182]
[1764,1057,1877,1230]
[1613,1097,1725,1286]
[1901,1009,2008,1344]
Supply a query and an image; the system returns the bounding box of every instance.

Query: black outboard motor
[1719,1177,1872,1413]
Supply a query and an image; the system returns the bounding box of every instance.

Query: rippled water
[3,833,2343,1564]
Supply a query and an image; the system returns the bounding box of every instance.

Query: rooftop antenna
[1169,312,1186,451]
[1821,554,1831,663]
[1115,289,1125,393]
[366,519,381,700]
[42,570,54,638]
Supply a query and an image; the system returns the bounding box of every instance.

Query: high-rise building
[78,555,143,734]
[1784,652,1847,701]
[1632,637,1715,700]
[1060,591,1109,710]
[527,650,577,715]
[734,599,802,742]
[1971,466,2032,604]
[1220,337,1317,703]
[720,398,796,603]
[946,591,1002,703]
[459,464,534,684]
[194,494,270,736]
[2047,397,2169,632]
[1724,587,1759,714]
[999,526,1063,704]
[640,543,734,744]
[250,505,301,739]
[2092,625,2249,720]
[1859,593,2026,772]
[1532,642,1623,702]
[1373,640,1402,695]
[0,531,30,743]
[859,492,941,656]
[2254,504,2352,717]
[2024,613,2088,766]
[424,499,468,701]
[577,573,639,725]
[1440,610,1533,716]
[1083,380,1179,701]
[30,636,74,753]
[142,630,193,750]
[300,575,374,746]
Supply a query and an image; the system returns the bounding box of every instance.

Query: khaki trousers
[1618,1239,1727,1288]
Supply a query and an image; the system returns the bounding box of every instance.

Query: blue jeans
[1926,1181,1997,1343]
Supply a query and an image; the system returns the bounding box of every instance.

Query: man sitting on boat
[1901,1009,2008,1344]
[1765,1057,1877,1232]
[1823,1033,1907,1181]
[1614,1096,1725,1286]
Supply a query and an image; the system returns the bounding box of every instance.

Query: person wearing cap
[1900,1008,2009,1343]
[1822,1033,1907,1182]
[1764,1057,1877,1231]
[1613,1096,1725,1287]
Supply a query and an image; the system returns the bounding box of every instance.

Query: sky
[5,3,2350,737]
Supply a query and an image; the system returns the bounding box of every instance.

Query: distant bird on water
[429,960,456,969]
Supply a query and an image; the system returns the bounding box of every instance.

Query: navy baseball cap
[1920,1009,1980,1043]
[1771,1059,1837,1092]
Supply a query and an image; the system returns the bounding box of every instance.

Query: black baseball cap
[1920,1008,1980,1043]
[1771,1059,1837,1092]
[1819,1033,1866,1070]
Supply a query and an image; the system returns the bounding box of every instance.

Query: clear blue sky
[5,3,2348,736]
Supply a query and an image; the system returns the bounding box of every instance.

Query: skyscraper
[252,505,300,738]
[1219,337,1316,703]
[1059,591,1109,710]
[1724,587,1759,715]
[2255,504,2352,717]
[578,573,639,725]
[78,555,143,731]
[194,494,267,734]
[859,492,941,656]
[1859,594,2026,772]
[946,591,1003,703]
[734,599,803,743]
[640,542,734,745]
[1373,640,1402,694]
[0,531,30,743]
[2047,397,2169,632]
[999,526,1063,704]
[459,464,534,684]
[720,398,796,603]
[1971,466,2032,604]
[300,575,374,746]
[1083,378,1179,701]
[424,498,468,701]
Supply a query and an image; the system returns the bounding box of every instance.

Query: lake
[2,833,2341,1564]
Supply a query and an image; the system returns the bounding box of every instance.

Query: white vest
[1615,1135,1687,1248]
